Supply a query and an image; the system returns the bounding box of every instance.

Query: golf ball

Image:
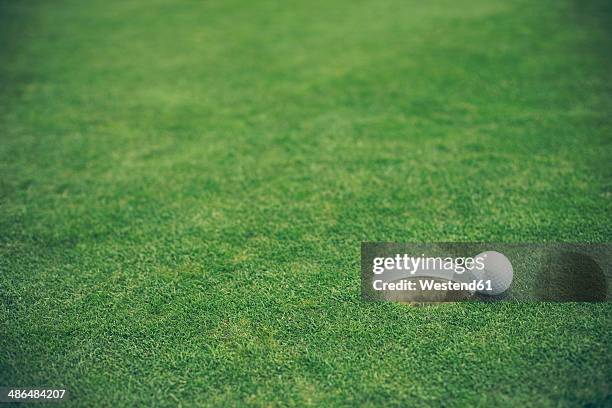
[471,251,513,295]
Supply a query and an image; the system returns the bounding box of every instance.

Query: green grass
[1,0,611,406]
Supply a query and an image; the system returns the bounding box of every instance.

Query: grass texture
[1,0,611,406]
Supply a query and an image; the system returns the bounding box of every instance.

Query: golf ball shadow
[537,251,607,301]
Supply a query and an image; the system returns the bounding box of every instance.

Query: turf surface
[1,0,611,406]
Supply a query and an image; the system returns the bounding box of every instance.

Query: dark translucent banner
[361,243,611,303]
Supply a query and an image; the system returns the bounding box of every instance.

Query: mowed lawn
[1,0,611,406]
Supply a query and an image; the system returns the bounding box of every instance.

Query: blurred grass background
[1,0,611,405]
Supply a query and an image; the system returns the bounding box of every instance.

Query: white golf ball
[471,251,513,295]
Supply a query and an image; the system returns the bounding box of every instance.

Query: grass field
[1,0,611,406]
